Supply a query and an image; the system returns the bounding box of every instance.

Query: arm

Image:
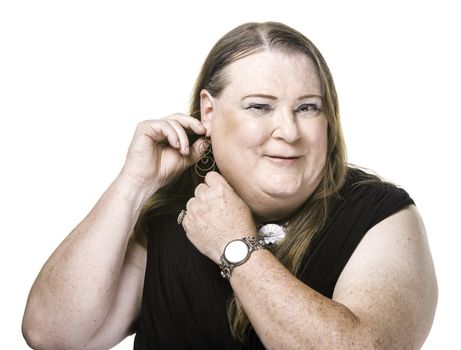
[230,205,437,349]
[183,173,437,349]
[22,115,207,350]
[22,175,150,350]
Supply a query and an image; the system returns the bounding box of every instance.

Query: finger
[194,183,209,198]
[204,171,227,187]
[181,212,188,231]
[181,204,190,231]
[141,120,181,149]
[180,214,188,231]
[167,119,192,155]
[185,196,195,212]
[184,197,197,227]
[177,209,187,226]
[167,114,207,137]
[187,137,211,166]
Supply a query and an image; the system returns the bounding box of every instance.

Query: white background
[1,0,459,348]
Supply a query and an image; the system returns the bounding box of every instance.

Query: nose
[271,108,300,143]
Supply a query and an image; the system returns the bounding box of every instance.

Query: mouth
[267,155,300,159]
[265,155,301,165]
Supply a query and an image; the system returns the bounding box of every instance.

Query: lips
[265,154,301,165]
[270,155,299,158]
[266,154,300,159]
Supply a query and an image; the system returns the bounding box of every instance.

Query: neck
[253,214,290,227]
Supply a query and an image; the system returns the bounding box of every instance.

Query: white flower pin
[257,223,287,246]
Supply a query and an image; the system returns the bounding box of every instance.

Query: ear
[200,89,217,137]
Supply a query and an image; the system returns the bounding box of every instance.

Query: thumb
[187,138,214,174]
[188,137,211,165]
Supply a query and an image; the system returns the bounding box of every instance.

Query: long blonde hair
[134,21,348,342]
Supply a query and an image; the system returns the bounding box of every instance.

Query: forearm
[230,250,373,350]
[22,173,154,346]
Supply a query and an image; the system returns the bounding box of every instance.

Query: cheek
[302,117,328,152]
[211,109,267,150]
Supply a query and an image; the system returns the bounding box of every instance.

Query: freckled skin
[195,51,437,349]
[23,45,437,349]
[203,50,328,222]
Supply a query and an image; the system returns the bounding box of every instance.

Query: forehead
[221,50,322,98]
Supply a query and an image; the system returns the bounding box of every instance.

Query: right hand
[120,113,208,193]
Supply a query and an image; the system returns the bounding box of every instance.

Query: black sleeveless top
[133,169,414,349]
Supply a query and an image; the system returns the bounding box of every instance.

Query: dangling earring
[195,138,216,178]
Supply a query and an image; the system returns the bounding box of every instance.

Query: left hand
[182,171,256,264]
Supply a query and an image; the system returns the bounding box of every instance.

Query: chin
[264,188,301,198]
[260,173,321,202]
[261,180,303,198]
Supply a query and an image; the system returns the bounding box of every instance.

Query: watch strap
[219,237,265,280]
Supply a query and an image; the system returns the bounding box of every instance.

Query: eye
[246,104,273,115]
[295,103,321,115]
[247,104,272,111]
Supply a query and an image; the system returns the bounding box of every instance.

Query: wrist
[219,237,266,280]
[112,172,159,208]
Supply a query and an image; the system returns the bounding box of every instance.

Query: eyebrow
[241,93,322,101]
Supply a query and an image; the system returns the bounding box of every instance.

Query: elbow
[22,319,50,350]
[22,313,96,350]
[22,315,67,350]
[22,295,58,349]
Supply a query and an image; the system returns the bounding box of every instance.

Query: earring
[195,139,215,178]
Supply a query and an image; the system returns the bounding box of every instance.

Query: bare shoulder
[333,205,438,349]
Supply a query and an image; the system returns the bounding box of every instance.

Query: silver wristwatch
[219,237,265,280]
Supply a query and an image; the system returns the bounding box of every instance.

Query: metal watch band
[219,237,266,280]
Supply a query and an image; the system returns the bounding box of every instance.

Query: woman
[22,22,437,349]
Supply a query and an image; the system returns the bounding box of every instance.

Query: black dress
[133,169,414,349]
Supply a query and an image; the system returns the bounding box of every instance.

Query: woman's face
[201,50,328,222]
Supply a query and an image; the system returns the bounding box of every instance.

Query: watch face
[224,240,249,264]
